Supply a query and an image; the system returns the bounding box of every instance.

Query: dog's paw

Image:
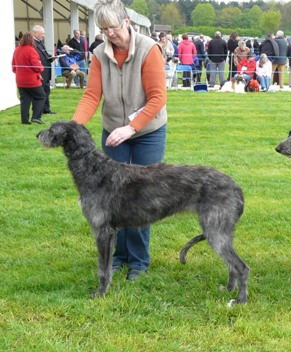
[227,297,247,307]
[90,290,99,299]
[90,289,106,299]
[179,249,187,264]
[227,299,237,308]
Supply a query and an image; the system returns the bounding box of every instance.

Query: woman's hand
[105,125,136,147]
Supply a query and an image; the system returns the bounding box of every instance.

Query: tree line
[123,0,291,36]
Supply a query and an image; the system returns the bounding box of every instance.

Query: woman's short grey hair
[94,0,128,27]
[238,40,246,46]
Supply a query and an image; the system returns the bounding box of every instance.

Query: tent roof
[72,0,151,27]
[72,0,97,10]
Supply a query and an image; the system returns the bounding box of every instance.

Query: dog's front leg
[91,225,116,298]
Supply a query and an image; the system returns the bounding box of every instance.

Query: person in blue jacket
[58,45,85,88]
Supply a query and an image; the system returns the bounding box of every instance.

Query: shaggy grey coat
[37,121,249,305]
[276,130,291,157]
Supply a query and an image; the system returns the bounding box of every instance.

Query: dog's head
[275,130,291,157]
[235,74,245,84]
[37,121,95,157]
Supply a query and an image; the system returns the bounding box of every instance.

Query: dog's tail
[179,233,206,264]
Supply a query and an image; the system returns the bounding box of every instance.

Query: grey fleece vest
[93,28,167,138]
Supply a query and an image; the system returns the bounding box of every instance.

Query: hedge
[173,26,262,38]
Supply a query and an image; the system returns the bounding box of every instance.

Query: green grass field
[1,88,291,351]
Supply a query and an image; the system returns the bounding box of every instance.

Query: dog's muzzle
[36,130,51,147]
[275,139,291,157]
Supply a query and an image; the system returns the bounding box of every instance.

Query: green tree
[216,7,242,28]
[160,3,183,28]
[234,12,252,29]
[147,0,161,22]
[177,0,196,26]
[260,9,281,34]
[280,1,291,31]
[248,5,263,29]
[130,0,149,17]
[191,4,216,27]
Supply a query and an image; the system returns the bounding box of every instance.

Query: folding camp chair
[175,65,193,90]
[55,60,66,87]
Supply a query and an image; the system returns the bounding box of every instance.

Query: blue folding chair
[175,65,193,90]
[55,61,62,77]
[55,60,66,87]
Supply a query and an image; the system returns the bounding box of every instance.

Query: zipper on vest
[119,68,126,126]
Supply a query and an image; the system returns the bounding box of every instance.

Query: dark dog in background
[275,130,291,156]
[37,121,249,306]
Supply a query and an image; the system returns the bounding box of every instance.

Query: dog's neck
[66,148,95,160]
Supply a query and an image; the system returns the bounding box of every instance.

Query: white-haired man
[32,25,57,117]
[272,30,288,89]
[207,31,227,88]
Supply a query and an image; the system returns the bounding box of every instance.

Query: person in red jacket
[12,32,46,124]
[178,34,197,87]
[234,51,256,83]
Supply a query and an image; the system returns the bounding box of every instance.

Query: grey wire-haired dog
[275,130,291,157]
[37,121,249,306]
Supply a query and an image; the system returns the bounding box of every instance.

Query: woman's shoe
[126,268,147,281]
[111,265,122,274]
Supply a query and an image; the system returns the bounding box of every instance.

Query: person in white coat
[256,53,272,91]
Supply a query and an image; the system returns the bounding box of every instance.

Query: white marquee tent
[1,0,19,111]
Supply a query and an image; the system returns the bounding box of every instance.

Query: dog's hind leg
[91,225,116,298]
[179,234,206,264]
[206,230,249,306]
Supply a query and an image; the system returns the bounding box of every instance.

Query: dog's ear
[65,123,79,151]
[49,123,70,147]
[288,130,291,138]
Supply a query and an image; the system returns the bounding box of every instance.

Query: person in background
[72,0,167,281]
[173,36,179,47]
[158,32,174,63]
[65,34,71,44]
[256,53,272,91]
[178,33,197,87]
[80,30,89,61]
[167,34,178,58]
[233,40,250,71]
[59,45,85,89]
[193,35,205,83]
[287,37,291,88]
[259,33,279,63]
[253,38,260,56]
[246,39,252,51]
[207,31,227,87]
[235,51,256,85]
[32,25,57,115]
[68,29,87,86]
[89,34,104,53]
[12,32,46,124]
[227,32,239,80]
[272,30,287,89]
[150,32,158,42]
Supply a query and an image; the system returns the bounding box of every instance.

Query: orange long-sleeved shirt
[73,44,166,132]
